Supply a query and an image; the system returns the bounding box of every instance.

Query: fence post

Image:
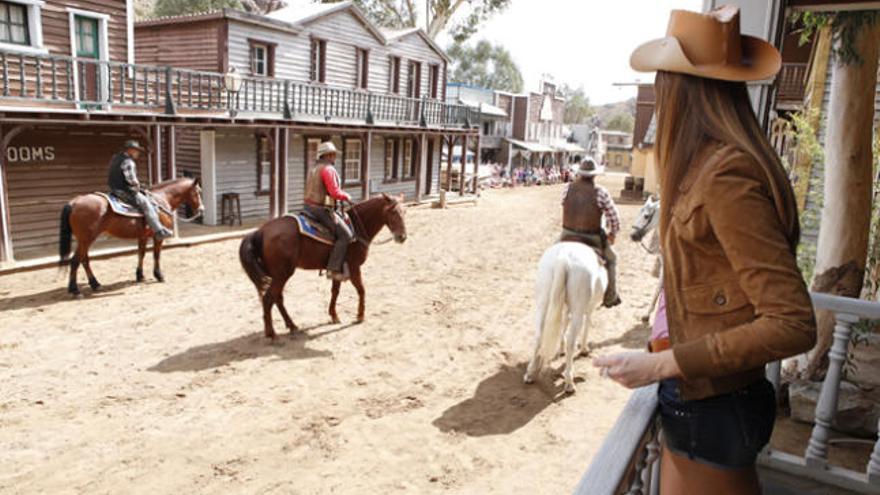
[164,66,176,115]
[805,312,858,467]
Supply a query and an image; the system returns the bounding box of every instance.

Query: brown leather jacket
[563,179,602,233]
[661,143,816,400]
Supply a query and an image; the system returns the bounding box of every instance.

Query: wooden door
[74,15,100,104]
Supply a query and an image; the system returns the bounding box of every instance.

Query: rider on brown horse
[108,140,173,240]
[304,141,353,281]
[561,157,622,308]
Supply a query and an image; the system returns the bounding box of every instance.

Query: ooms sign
[7,146,56,163]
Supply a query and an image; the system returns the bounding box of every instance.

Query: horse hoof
[154,272,165,283]
[136,269,145,282]
[641,315,650,323]
[355,317,365,324]
[331,317,341,324]
[564,383,576,394]
[89,281,101,291]
[523,374,534,384]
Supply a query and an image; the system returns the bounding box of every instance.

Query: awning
[554,142,586,153]
[458,98,508,118]
[506,138,556,153]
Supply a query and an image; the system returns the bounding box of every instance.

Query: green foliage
[151,0,242,17]
[605,112,634,134]
[785,109,824,284]
[864,132,880,300]
[560,84,594,125]
[322,0,511,42]
[447,40,523,93]
[789,11,880,65]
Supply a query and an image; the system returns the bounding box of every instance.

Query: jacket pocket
[680,279,750,315]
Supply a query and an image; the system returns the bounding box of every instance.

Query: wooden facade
[0,1,476,264]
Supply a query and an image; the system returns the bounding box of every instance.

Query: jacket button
[714,294,727,306]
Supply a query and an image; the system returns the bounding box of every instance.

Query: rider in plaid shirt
[560,157,622,307]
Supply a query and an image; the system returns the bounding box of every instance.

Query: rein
[347,201,394,247]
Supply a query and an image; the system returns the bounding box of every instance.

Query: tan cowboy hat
[578,158,605,177]
[316,141,338,158]
[630,5,781,82]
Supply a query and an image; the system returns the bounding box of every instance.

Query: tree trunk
[804,19,880,380]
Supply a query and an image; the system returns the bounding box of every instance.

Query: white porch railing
[576,292,880,495]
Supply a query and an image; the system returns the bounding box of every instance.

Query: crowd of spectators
[482,163,573,189]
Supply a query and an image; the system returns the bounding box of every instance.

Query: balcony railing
[0,50,478,128]
[776,62,808,107]
[577,292,880,495]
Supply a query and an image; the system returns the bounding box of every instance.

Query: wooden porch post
[459,134,468,196]
[152,123,163,184]
[278,127,289,215]
[0,125,12,263]
[472,132,481,194]
[416,132,427,203]
[167,125,178,237]
[363,130,372,199]
[443,136,451,191]
[269,128,279,219]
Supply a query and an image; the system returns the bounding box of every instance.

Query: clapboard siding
[41,0,129,61]
[134,20,222,71]
[370,134,419,200]
[214,129,270,219]
[287,134,307,212]
[801,58,880,253]
[6,125,146,255]
[176,128,202,179]
[386,33,445,100]
[228,10,387,91]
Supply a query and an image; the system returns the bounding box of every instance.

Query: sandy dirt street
[0,178,659,494]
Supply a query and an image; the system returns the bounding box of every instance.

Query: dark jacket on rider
[108,151,141,194]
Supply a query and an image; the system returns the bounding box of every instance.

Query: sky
[289,0,705,105]
[462,0,704,104]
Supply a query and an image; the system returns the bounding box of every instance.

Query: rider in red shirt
[304,141,353,281]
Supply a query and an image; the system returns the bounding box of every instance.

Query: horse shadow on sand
[432,363,575,437]
[589,322,651,352]
[148,323,356,373]
[0,279,143,312]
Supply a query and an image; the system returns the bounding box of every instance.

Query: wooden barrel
[623,176,635,191]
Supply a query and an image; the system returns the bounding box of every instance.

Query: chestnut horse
[58,178,204,296]
[239,193,407,338]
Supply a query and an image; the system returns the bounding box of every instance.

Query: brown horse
[59,178,204,296]
[239,193,408,338]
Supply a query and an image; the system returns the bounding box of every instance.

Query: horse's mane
[150,177,195,191]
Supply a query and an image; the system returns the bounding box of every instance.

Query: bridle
[345,202,395,247]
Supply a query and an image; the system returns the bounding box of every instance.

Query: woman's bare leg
[660,445,761,495]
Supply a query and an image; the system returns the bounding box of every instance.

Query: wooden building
[0,0,477,265]
[134,2,467,226]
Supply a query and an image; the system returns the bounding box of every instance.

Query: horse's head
[184,178,205,216]
[380,193,407,243]
[631,195,660,242]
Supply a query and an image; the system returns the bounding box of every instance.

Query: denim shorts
[658,378,776,469]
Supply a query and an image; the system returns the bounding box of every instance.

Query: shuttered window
[429,64,440,99]
[388,56,400,94]
[343,139,362,184]
[0,2,29,45]
[310,38,326,83]
[355,48,369,90]
[406,61,421,98]
[384,138,396,180]
[401,139,414,179]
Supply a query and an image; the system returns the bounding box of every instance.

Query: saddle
[290,211,356,246]
[559,231,607,265]
[95,191,172,218]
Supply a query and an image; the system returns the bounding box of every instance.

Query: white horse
[523,241,608,393]
[630,196,662,323]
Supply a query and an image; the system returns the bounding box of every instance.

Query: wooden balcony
[577,292,880,495]
[0,50,477,129]
[776,63,809,110]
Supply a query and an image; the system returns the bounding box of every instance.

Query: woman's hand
[592,350,682,389]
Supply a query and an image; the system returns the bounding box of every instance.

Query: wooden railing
[0,50,478,128]
[776,62,808,106]
[577,292,880,495]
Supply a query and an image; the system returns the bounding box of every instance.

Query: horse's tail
[533,253,569,373]
[59,203,74,266]
[239,230,270,296]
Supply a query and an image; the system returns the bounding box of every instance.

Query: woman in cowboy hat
[304,141,353,281]
[593,6,816,494]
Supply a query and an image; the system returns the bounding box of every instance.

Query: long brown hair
[654,70,800,247]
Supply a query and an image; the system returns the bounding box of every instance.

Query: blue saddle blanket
[290,212,355,246]
[95,192,172,218]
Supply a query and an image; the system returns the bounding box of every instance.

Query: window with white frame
[343,139,362,184]
[310,38,326,83]
[0,0,44,52]
[355,48,368,90]
[384,138,396,180]
[251,42,269,76]
[401,139,413,179]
